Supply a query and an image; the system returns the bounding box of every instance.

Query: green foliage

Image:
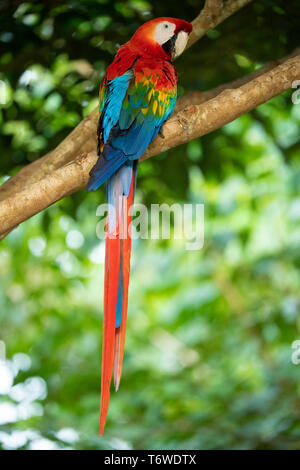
[0,0,300,450]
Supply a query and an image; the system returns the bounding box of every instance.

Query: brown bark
[0,0,254,203]
[187,0,253,48]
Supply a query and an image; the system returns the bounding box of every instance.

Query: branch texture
[0,0,282,239]
[0,0,253,203]
[0,51,299,238]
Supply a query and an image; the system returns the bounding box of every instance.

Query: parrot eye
[153,21,176,46]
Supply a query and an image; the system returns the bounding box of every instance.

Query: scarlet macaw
[87,17,193,434]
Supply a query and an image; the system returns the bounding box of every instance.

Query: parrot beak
[162,30,189,60]
[162,33,178,58]
[173,31,189,58]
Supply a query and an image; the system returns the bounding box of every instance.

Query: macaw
[87,17,193,434]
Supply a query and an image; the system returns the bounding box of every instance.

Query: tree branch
[187,0,253,48]
[0,0,253,203]
[0,51,299,238]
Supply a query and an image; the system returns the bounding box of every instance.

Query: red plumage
[99,168,137,435]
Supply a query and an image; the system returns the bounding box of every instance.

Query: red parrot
[87,17,193,434]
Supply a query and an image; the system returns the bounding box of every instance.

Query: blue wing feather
[87,65,176,192]
[102,72,133,146]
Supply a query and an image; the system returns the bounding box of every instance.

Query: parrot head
[129,17,193,60]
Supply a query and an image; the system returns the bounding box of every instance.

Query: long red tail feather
[99,169,136,434]
[114,183,134,391]
[99,233,120,435]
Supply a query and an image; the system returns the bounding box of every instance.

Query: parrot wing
[88,59,177,191]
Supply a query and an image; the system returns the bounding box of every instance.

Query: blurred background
[0,0,300,450]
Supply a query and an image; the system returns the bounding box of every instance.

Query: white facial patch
[153,21,176,45]
[174,31,188,58]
